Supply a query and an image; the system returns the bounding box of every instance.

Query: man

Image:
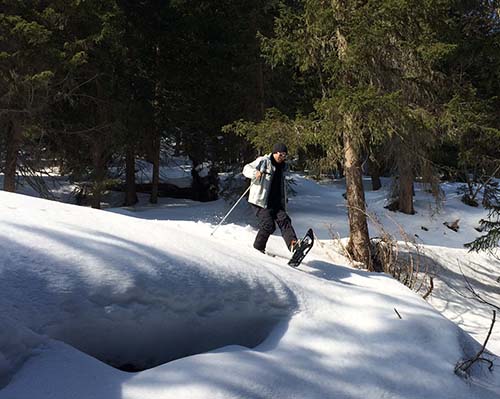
[243,143,299,253]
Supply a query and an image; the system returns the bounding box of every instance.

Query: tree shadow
[0,221,297,389]
[116,283,499,399]
[305,260,381,285]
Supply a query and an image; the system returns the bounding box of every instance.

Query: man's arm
[243,157,265,180]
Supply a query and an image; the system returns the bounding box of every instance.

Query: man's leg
[253,207,276,252]
[275,209,298,250]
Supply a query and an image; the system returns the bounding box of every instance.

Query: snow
[133,158,194,187]
[0,174,499,398]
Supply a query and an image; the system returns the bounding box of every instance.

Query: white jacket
[242,154,287,209]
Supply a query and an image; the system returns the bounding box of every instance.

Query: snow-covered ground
[0,174,499,398]
[6,156,206,207]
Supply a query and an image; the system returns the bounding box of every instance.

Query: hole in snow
[0,221,297,374]
[41,278,297,372]
[47,311,292,372]
[0,219,297,377]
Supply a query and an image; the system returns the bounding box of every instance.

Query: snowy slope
[0,176,499,398]
[284,176,500,354]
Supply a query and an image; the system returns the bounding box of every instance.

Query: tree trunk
[335,20,372,270]
[250,9,265,121]
[124,145,138,206]
[368,156,382,191]
[174,130,181,157]
[398,159,415,214]
[4,120,21,192]
[344,126,372,270]
[254,47,265,121]
[255,59,265,120]
[150,39,161,204]
[371,174,382,192]
[91,141,106,209]
[150,130,160,204]
[190,156,201,202]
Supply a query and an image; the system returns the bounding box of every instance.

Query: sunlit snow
[0,175,499,398]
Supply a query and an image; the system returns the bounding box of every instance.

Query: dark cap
[272,143,288,154]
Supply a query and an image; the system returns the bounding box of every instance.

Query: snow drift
[0,192,296,380]
[0,181,499,399]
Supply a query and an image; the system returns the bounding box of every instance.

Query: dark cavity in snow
[41,280,297,372]
[1,226,298,373]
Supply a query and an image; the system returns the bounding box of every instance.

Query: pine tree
[257,1,447,266]
[47,0,129,208]
[461,3,500,253]
[440,1,500,206]
[255,1,375,267]
[240,0,499,267]
[0,0,60,191]
[466,203,500,253]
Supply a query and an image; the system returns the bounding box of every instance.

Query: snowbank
[0,192,296,379]
[0,317,46,387]
[0,176,499,399]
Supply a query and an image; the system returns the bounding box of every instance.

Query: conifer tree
[440,1,500,205]
[0,1,60,191]
[243,0,499,268]
[466,203,500,254]
[47,0,128,208]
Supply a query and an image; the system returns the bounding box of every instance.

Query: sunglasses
[277,152,287,158]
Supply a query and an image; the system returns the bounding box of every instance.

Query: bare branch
[455,310,496,375]
[422,276,434,300]
[458,262,500,311]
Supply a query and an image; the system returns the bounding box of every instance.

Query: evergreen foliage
[1,0,281,205]
[0,0,62,191]
[0,0,498,240]
[225,0,500,266]
[466,203,500,253]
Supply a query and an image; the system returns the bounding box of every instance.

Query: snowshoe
[288,228,314,268]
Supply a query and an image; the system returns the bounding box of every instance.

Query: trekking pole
[210,184,252,236]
